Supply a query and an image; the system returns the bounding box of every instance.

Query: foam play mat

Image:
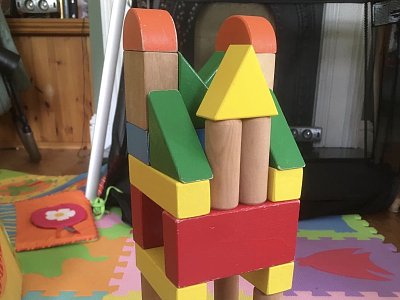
[0,170,399,299]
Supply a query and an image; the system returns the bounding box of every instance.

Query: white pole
[85,0,127,200]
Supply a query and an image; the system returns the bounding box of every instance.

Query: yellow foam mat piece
[242,261,294,295]
[128,155,210,219]
[267,167,303,202]
[135,245,207,300]
[196,45,277,121]
[0,224,22,300]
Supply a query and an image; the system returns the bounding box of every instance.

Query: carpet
[0,169,399,299]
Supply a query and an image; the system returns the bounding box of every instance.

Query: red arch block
[123,8,178,52]
[215,15,276,53]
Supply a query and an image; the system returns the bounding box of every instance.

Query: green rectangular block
[148,90,213,183]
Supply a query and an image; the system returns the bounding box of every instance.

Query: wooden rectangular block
[163,200,299,287]
[128,155,210,219]
[135,244,208,300]
[124,51,178,130]
[0,224,22,300]
[242,262,294,295]
[267,168,303,202]
[131,185,164,249]
[126,122,150,164]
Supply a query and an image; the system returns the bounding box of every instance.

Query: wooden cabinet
[0,18,93,149]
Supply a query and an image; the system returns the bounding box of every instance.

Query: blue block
[196,128,205,150]
[126,122,150,164]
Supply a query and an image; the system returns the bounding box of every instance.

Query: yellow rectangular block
[267,167,303,202]
[0,224,22,300]
[135,244,207,300]
[242,261,294,295]
[129,155,210,219]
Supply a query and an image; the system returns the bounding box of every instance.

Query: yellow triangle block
[196,45,278,121]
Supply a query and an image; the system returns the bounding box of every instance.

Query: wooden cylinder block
[214,275,239,300]
[205,119,242,210]
[141,274,161,300]
[240,117,271,205]
[253,288,283,300]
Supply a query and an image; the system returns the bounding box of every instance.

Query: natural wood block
[141,274,161,300]
[148,90,212,183]
[214,276,239,300]
[128,155,210,219]
[124,51,178,130]
[135,245,207,300]
[243,262,294,295]
[131,185,164,249]
[196,45,277,121]
[240,117,271,205]
[216,15,276,53]
[267,168,303,202]
[123,8,177,52]
[257,53,276,90]
[162,200,299,287]
[205,120,242,210]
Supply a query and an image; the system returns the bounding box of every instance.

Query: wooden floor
[0,148,399,250]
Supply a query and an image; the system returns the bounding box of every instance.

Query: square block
[128,155,210,219]
[267,167,303,202]
[242,261,294,295]
[131,185,164,249]
[135,244,207,300]
[163,200,299,287]
[126,122,149,164]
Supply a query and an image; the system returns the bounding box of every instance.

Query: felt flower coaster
[14,190,98,252]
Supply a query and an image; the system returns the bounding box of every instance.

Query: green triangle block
[270,90,305,170]
[148,90,213,183]
[198,52,225,87]
[178,52,208,128]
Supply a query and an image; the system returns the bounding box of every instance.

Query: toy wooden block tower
[123,8,305,300]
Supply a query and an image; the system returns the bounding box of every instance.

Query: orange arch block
[215,15,276,53]
[123,8,178,52]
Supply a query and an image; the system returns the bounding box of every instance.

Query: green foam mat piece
[297,214,384,241]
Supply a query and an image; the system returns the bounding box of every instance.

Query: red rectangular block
[163,200,299,287]
[131,185,164,249]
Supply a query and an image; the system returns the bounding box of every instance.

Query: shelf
[6,18,89,36]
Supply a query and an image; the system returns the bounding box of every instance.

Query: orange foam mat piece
[215,15,276,53]
[22,236,131,297]
[123,8,178,52]
[14,190,98,252]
